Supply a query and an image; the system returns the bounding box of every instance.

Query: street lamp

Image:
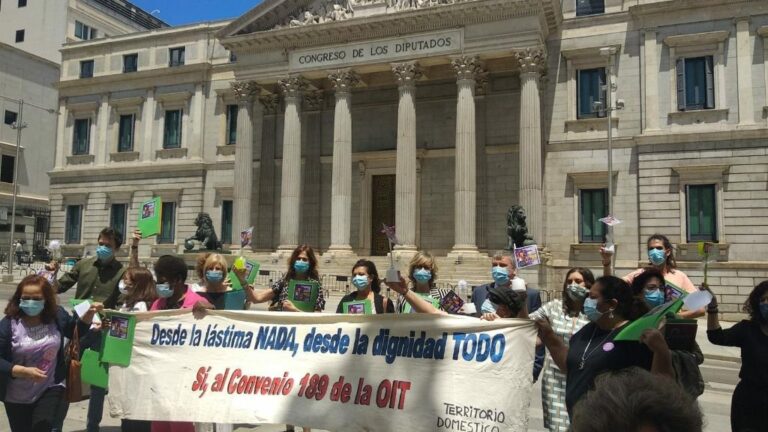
[1,96,57,274]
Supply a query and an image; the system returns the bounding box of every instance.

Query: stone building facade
[51,0,768,319]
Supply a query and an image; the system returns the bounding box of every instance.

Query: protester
[526,268,592,432]
[571,367,703,432]
[629,267,668,310]
[118,231,156,314]
[602,234,702,318]
[0,275,98,432]
[706,281,768,432]
[195,253,244,311]
[536,275,674,416]
[385,251,455,313]
[471,251,544,380]
[336,259,394,314]
[51,227,125,432]
[244,245,325,315]
[478,285,527,319]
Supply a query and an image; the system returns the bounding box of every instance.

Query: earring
[609,310,614,319]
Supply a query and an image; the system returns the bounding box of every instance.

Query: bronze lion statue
[506,205,535,249]
[184,213,223,251]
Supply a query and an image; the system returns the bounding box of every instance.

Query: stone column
[516,48,545,245]
[327,70,360,254]
[450,56,484,257]
[55,98,67,169]
[97,93,110,165]
[736,18,754,125]
[392,62,421,251]
[277,76,307,252]
[231,81,261,245]
[643,29,660,131]
[141,88,155,162]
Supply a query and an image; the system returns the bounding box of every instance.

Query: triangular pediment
[219,0,487,37]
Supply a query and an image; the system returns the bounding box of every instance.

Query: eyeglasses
[647,246,665,251]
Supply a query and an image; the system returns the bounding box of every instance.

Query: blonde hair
[407,251,438,286]
[203,253,228,274]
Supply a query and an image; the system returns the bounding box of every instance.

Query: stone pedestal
[277,76,307,252]
[392,62,420,252]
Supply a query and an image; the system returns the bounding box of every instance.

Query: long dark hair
[647,234,677,270]
[744,281,768,324]
[595,275,649,321]
[630,267,666,297]
[351,259,382,294]
[283,244,319,282]
[123,267,157,309]
[562,267,595,315]
[4,275,58,323]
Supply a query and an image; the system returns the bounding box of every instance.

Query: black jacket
[0,306,84,402]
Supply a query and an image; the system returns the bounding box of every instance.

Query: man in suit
[471,251,544,381]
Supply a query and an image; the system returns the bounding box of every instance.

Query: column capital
[515,47,546,75]
[328,69,361,95]
[259,94,280,115]
[392,61,422,89]
[451,55,485,82]
[278,76,309,99]
[231,81,261,104]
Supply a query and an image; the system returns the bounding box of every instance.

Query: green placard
[287,280,320,312]
[403,293,441,314]
[81,348,109,389]
[342,299,373,315]
[614,298,684,342]
[228,259,260,291]
[100,312,136,366]
[222,289,247,310]
[137,197,162,238]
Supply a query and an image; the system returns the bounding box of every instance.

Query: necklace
[578,325,619,370]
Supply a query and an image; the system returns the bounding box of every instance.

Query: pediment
[220,0,492,37]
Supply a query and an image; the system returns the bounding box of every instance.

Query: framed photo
[343,300,372,315]
[513,244,541,269]
[287,280,320,312]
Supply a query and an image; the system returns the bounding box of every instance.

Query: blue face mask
[156,283,173,298]
[96,245,113,262]
[294,260,310,274]
[648,249,666,266]
[491,266,510,286]
[583,297,605,322]
[481,298,497,314]
[352,275,369,291]
[759,303,768,321]
[566,283,589,302]
[644,289,665,308]
[205,270,224,283]
[413,268,432,283]
[20,299,45,317]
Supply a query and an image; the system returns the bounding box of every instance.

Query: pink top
[623,267,696,293]
[150,285,208,311]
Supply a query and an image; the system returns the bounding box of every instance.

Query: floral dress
[529,299,589,432]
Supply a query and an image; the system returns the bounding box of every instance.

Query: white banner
[108,310,536,431]
[288,30,462,71]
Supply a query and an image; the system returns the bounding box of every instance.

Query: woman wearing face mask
[117,268,157,313]
[536,276,674,417]
[521,268,592,432]
[196,253,243,311]
[706,281,768,432]
[0,275,98,432]
[336,260,394,314]
[630,267,667,310]
[242,245,324,315]
[602,234,701,318]
[389,252,454,313]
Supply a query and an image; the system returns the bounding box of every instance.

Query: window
[676,56,714,111]
[15,29,24,43]
[686,184,717,241]
[226,105,238,145]
[577,68,606,119]
[579,188,607,243]
[163,110,182,149]
[123,53,138,73]
[169,47,185,67]
[157,202,175,244]
[118,114,134,152]
[72,118,90,155]
[80,60,94,78]
[221,200,233,244]
[18,0,26,7]
[74,21,97,40]
[110,204,127,241]
[575,0,604,16]
[65,205,82,244]
[0,155,14,183]
[3,110,17,126]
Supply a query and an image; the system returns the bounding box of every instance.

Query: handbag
[65,324,89,402]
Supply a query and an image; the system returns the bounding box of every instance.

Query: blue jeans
[87,385,106,432]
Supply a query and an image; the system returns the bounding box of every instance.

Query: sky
[130,0,261,26]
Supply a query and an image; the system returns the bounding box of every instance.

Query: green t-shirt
[57,257,125,309]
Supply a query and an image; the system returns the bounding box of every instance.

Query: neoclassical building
[52,0,768,319]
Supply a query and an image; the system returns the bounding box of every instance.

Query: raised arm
[129,230,141,268]
[386,276,444,315]
[600,246,613,277]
